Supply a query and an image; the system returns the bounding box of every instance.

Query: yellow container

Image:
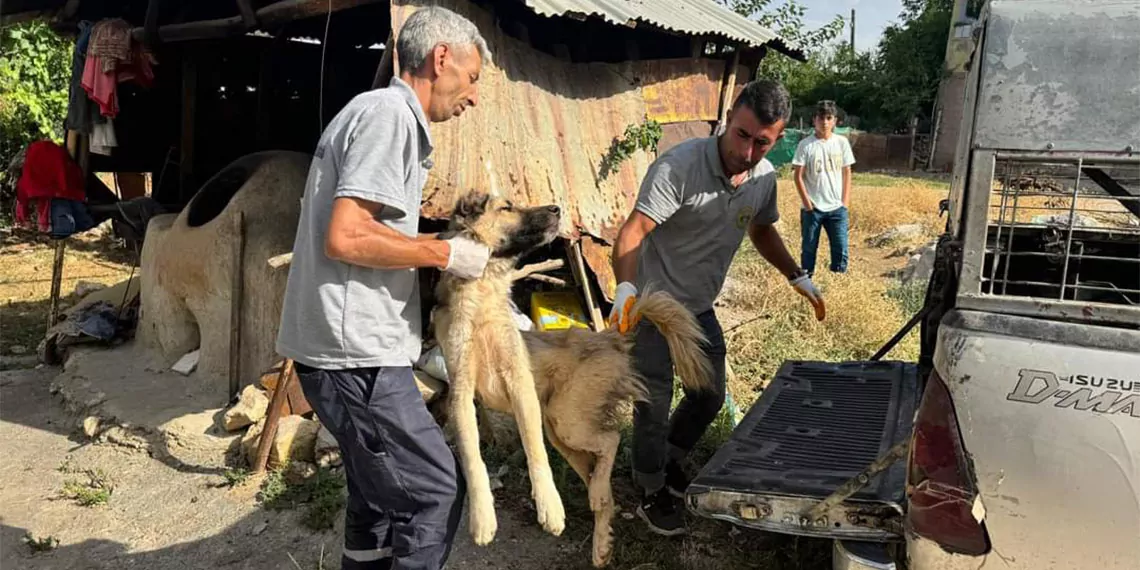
[530,291,589,331]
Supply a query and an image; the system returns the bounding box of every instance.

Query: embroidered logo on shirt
[735,205,755,229]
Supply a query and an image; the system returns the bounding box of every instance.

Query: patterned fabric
[88,18,132,73]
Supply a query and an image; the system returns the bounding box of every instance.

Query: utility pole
[848,8,857,53]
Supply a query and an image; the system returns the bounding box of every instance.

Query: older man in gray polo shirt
[609,79,826,536]
[276,7,492,570]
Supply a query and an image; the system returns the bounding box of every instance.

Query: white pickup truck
[685,1,1140,568]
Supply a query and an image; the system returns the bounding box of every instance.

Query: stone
[241,418,265,466]
[414,370,445,403]
[1030,213,1101,228]
[267,415,319,467]
[74,280,108,297]
[314,423,342,468]
[251,521,268,536]
[901,242,938,285]
[868,224,926,248]
[284,461,318,486]
[223,384,270,432]
[9,345,27,355]
[171,349,200,376]
[81,416,101,438]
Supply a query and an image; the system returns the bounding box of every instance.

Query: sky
[796,0,905,53]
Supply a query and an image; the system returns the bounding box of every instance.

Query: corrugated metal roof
[519,0,803,58]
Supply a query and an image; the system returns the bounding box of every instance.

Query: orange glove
[607,282,641,334]
[791,273,826,321]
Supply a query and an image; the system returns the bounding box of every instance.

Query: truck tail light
[906,370,990,555]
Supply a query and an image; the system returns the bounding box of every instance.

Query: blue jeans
[800,207,849,275]
[295,364,464,570]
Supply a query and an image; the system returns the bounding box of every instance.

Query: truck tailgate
[686,360,921,542]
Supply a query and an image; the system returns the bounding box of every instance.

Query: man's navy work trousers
[295,364,464,570]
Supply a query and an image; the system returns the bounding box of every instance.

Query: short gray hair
[396,6,493,71]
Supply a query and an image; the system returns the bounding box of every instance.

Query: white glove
[443,237,491,279]
[607,282,639,334]
[790,274,826,321]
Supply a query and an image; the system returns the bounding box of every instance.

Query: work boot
[637,488,686,537]
[665,460,691,499]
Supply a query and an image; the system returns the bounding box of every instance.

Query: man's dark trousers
[296,364,464,570]
[630,309,728,492]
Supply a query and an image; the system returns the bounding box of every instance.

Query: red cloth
[80,44,157,118]
[15,141,86,232]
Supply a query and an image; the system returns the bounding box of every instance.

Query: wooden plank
[717,48,742,129]
[566,240,605,332]
[229,211,245,400]
[47,241,67,329]
[252,358,295,473]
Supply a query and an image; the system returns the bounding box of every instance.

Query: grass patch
[61,467,114,507]
[22,533,60,554]
[887,279,928,316]
[257,464,346,531]
[222,467,252,488]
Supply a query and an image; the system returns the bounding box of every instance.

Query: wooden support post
[47,242,67,329]
[252,358,295,473]
[143,0,162,47]
[236,0,258,28]
[717,47,742,132]
[565,241,605,332]
[229,211,246,400]
[690,37,705,58]
[180,53,197,201]
[370,30,394,89]
[907,115,919,171]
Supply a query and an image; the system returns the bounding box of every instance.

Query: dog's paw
[469,493,498,545]
[591,527,614,568]
[533,482,566,536]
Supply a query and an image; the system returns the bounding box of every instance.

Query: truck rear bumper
[907,533,995,570]
[832,540,897,570]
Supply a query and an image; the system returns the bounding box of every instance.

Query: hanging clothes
[80,21,158,120]
[88,19,133,73]
[90,118,117,156]
[65,21,107,135]
[15,141,87,233]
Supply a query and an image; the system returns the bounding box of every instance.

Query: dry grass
[720,174,948,409]
[0,226,136,355]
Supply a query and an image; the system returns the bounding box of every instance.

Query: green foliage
[22,533,60,554]
[60,467,115,507]
[598,119,663,180]
[1,20,73,221]
[258,464,347,531]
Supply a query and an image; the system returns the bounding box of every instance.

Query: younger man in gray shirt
[609,79,826,536]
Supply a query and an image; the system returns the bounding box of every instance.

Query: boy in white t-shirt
[792,100,856,275]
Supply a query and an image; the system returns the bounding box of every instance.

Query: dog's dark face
[446,191,561,258]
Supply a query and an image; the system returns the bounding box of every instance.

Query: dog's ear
[453,191,490,221]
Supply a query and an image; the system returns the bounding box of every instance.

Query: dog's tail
[630,289,715,392]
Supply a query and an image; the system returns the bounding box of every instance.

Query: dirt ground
[0,171,949,570]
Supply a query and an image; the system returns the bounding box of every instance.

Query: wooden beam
[566,241,605,332]
[716,47,742,130]
[370,30,395,89]
[144,0,162,47]
[236,0,258,28]
[131,0,383,44]
[57,0,83,21]
[229,211,246,401]
[252,358,295,473]
[180,54,197,201]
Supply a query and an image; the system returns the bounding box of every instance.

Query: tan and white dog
[431,191,713,567]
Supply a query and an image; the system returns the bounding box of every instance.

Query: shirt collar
[706,135,753,192]
[389,76,434,152]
